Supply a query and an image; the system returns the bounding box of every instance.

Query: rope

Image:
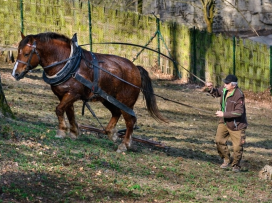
[80,49,212,114]
[83,42,207,84]
[83,101,106,131]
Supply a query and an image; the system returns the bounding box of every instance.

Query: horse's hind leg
[117,112,136,153]
[102,101,121,142]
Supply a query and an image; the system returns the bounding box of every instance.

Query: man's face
[224,82,235,91]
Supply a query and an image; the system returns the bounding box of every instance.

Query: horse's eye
[24,53,30,57]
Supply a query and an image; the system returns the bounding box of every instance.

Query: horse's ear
[71,33,78,42]
[71,33,78,47]
[20,32,25,39]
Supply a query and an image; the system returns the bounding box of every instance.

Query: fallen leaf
[96,170,102,176]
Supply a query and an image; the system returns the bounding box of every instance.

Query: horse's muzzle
[12,71,27,81]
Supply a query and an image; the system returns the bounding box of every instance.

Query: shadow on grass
[245,139,272,150]
[0,171,141,202]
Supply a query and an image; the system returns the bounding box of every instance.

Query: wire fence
[0,0,271,94]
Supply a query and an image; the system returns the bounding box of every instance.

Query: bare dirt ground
[0,61,272,202]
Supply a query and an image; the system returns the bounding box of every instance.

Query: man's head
[223,74,238,90]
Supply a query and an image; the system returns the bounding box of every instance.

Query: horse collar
[42,41,82,86]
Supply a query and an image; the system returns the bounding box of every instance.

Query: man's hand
[205,82,213,91]
[215,110,224,117]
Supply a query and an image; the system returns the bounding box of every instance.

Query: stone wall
[142,0,272,34]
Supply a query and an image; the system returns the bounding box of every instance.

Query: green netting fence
[0,0,271,94]
[191,28,271,93]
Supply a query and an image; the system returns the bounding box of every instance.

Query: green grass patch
[0,63,272,202]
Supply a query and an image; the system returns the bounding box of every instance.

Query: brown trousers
[215,123,246,167]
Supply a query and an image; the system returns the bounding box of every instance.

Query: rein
[85,42,213,114]
[43,55,77,69]
[81,53,212,114]
[73,51,136,117]
[21,36,211,114]
[89,42,207,84]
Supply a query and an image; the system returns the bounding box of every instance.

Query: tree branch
[221,0,259,36]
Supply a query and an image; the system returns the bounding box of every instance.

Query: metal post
[233,36,236,75]
[159,31,181,78]
[20,0,24,34]
[88,0,92,52]
[193,27,196,81]
[156,17,160,67]
[270,46,272,95]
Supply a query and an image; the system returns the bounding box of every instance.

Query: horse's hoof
[68,132,77,140]
[112,131,119,142]
[107,128,118,142]
[116,143,127,153]
[127,138,132,148]
[55,129,66,138]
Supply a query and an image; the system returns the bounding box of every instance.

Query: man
[206,74,247,172]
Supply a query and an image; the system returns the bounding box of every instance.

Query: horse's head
[12,32,41,81]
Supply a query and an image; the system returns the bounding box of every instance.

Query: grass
[1,62,272,202]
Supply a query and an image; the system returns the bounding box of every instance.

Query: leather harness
[42,34,136,117]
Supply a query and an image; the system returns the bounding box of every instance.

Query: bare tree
[200,0,215,33]
[221,0,259,36]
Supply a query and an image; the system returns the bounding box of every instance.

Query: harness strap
[90,52,99,93]
[43,55,77,69]
[73,72,136,117]
[82,101,105,131]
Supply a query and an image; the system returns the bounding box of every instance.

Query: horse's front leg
[55,108,67,138]
[55,93,78,139]
[117,113,137,153]
[66,104,80,139]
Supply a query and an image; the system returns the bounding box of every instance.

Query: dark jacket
[210,86,247,131]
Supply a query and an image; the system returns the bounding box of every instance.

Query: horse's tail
[136,65,168,123]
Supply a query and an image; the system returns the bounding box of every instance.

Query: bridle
[16,41,41,72]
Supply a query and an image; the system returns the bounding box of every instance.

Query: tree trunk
[200,0,215,33]
[0,73,14,118]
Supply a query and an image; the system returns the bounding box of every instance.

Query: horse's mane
[37,32,71,43]
[19,32,71,48]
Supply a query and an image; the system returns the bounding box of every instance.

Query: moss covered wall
[0,0,181,78]
[201,33,270,92]
[0,0,270,92]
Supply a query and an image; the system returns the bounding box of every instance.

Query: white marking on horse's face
[12,49,23,78]
[12,62,19,78]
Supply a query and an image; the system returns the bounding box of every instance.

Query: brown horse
[12,32,167,152]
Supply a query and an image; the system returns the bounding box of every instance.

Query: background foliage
[0,0,271,92]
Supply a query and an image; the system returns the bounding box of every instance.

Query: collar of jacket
[221,87,236,111]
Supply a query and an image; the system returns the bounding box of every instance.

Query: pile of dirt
[244,88,272,107]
